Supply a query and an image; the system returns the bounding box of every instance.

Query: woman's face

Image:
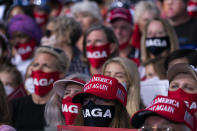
[138,11,154,33]
[145,64,158,80]
[63,83,82,98]
[169,73,197,94]
[147,20,167,38]
[10,32,30,46]
[86,30,108,47]
[104,62,127,85]
[41,21,57,46]
[82,95,115,106]
[31,52,58,73]
[74,12,97,33]
[0,71,16,89]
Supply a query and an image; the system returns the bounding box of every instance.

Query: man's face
[111,19,132,45]
[163,0,186,19]
[141,115,186,131]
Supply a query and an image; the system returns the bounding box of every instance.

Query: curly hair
[51,16,82,46]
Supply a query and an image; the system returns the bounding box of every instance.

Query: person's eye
[170,84,178,89]
[116,75,125,79]
[82,98,90,106]
[32,63,38,67]
[184,86,195,91]
[64,91,69,95]
[43,64,53,69]
[104,72,111,76]
[121,26,128,30]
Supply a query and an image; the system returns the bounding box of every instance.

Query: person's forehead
[66,83,83,90]
[144,115,173,126]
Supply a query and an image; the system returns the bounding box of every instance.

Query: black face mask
[146,36,170,56]
[82,101,115,127]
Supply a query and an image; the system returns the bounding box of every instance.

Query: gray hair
[71,1,102,22]
[44,73,90,127]
[134,1,160,23]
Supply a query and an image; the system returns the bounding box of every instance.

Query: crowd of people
[0,0,196,130]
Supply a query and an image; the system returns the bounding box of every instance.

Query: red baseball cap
[72,74,127,106]
[107,7,132,23]
[131,95,196,131]
[53,78,86,98]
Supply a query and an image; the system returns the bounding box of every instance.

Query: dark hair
[0,80,11,125]
[164,49,197,71]
[83,24,119,63]
[0,34,11,65]
[6,5,34,21]
[0,64,23,88]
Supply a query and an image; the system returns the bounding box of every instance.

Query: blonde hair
[101,57,140,117]
[134,1,160,23]
[50,16,82,46]
[141,17,179,63]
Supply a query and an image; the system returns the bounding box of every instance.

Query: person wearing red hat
[107,5,140,66]
[131,95,196,131]
[72,74,131,128]
[167,63,197,113]
[45,73,90,127]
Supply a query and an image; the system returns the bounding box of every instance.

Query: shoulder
[0,125,16,131]
[10,95,32,108]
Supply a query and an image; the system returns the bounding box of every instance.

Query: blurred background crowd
[0,0,196,130]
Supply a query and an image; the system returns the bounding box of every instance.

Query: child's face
[0,72,16,89]
[145,64,158,80]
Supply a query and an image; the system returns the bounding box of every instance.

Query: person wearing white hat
[45,73,90,127]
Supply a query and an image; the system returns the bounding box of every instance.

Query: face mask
[24,77,35,94]
[34,11,48,27]
[15,39,36,61]
[82,101,115,127]
[168,88,197,113]
[62,96,81,125]
[146,36,170,56]
[121,82,127,92]
[86,44,110,68]
[4,85,14,96]
[187,1,197,17]
[32,70,59,96]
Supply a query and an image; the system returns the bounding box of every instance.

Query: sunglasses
[45,30,52,38]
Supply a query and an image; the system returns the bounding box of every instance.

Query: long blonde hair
[141,17,179,63]
[101,57,141,117]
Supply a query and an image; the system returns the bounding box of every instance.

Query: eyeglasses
[40,45,64,54]
[139,126,174,131]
